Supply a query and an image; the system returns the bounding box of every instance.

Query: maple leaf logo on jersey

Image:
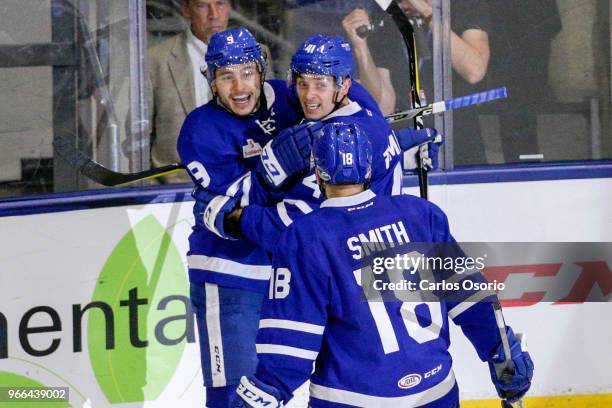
[255,108,276,135]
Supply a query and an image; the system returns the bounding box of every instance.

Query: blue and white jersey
[254,191,501,407]
[177,80,301,292]
[240,83,404,253]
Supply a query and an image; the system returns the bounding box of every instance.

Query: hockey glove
[257,122,323,189]
[231,376,282,408]
[192,187,239,240]
[395,127,444,172]
[488,327,534,403]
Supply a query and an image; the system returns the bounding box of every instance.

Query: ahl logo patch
[398,373,422,389]
[242,139,263,158]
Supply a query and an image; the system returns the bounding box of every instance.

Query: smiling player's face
[213,62,262,116]
[295,74,351,120]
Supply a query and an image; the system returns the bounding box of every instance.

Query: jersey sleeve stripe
[276,201,293,227]
[188,255,271,280]
[277,199,315,227]
[259,319,325,335]
[392,162,402,196]
[309,369,456,407]
[240,174,252,207]
[203,195,233,238]
[448,290,497,319]
[256,344,319,360]
[226,172,250,198]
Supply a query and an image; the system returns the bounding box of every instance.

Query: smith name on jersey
[254,191,503,407]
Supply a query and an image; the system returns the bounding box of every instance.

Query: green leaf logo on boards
[88,215,189,403]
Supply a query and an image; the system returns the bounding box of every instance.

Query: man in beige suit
[148,0,231,183]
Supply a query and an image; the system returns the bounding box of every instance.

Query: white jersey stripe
[225,173,250,198]
[188,255,271,281]
[276,201,293,227]
[276,199,314,227]
[240,174,252,207]
[205,283,226,387]
[392,162,402,196]
[259,319,325,335]
[203,195,231,238]
[310,370,456,407]
[256,344,318,360]
[448,290,497,319]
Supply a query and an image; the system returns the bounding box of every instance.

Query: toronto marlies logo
[255,108,276,135]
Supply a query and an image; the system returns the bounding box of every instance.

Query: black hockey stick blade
[53,137,184,186]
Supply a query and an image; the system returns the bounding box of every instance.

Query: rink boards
[1,169,611,407]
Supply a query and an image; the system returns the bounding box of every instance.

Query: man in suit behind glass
[147,0,230,183]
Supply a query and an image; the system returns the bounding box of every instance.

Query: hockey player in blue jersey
[176,27,304,407]
[180,28,442,407]
[231,122,534,408]
[198,34,443,253]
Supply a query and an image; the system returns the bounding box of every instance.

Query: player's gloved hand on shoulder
[257,121,323,189]
[230,376,282,408]
[192,187,239,240]
[395,127,444,172]
[487,327,534,403]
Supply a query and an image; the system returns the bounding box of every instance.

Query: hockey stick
[53,87,507,187]
[492,302,526,408]
[52,137,184,186]
[371,0,429,198]
[386,86,508,123]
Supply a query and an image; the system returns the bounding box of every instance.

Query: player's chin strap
[332,77,350,111]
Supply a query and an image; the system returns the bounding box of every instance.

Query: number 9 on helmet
[204,27,266,84]
[312,122,372,185]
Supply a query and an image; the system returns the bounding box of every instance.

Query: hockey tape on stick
[492,302,525,408]
[386,86,508,123]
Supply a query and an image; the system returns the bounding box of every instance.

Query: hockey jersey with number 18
[254,191,503,407]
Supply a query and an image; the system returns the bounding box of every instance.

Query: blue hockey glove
[257,121,323,189]
[192,187,239,240]
[488,327,534,403]
[230,376,282,408]
[395,127,444,172]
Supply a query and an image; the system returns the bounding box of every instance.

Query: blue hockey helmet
[313,122,372,185]
[205,27,266,83]
[290,35,354,87]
